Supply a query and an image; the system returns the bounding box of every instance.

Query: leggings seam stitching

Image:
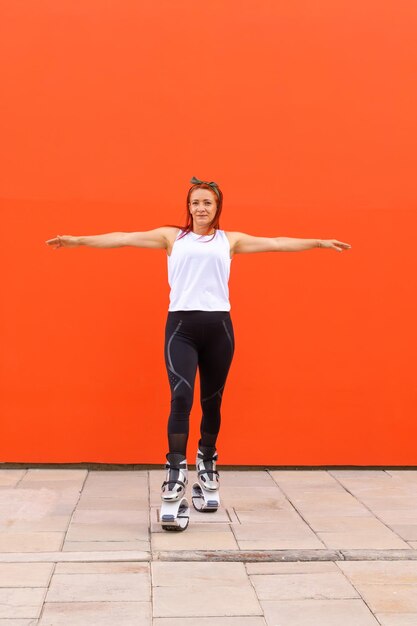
[201,384,224,403]
[222,319,233,352]
[167,320,193,391]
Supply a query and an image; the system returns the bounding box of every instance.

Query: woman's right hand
[45,235,79,249]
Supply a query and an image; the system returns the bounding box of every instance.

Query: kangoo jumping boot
[192,445,221,512]
[160,452,190,531]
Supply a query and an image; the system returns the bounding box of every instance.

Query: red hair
[163,181,224,242]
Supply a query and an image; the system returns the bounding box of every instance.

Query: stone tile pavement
[1,467,417,624]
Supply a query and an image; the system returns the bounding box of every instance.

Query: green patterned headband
[190,176,220,199]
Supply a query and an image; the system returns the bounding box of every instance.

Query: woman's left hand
[319,239,351,252]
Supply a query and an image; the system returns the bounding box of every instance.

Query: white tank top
[167,229,232,311]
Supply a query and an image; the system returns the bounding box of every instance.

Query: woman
[45,176,351,506]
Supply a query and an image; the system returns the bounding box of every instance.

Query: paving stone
[337,560,417,584]
[317,529,410,550]
[0,515,71,532]
[81,473,148,499]
[353,584,417,612]
[261,598,380,625]
[152,561,262,616]
[387,526,417,540]
[210,486,293,510]
[81,486,147,499]
[236,536,324,550]
[0,588,46,619]
[375,614,417,625]
[63,541,149,551]
[76,496,148,509]
[233,508,304,523]
[337,485,417,497]
[21,470,87,482]
[233,521,323,550]
[45,571,150,602]
[0,488,63,521]
[302,516,403,533]
[287,494,369,514]
[250,570,359,600]
[55,562,149,574]
[65,522,149,541]
[0,532,64,552]
[151,561,249,586]
[152,530,238,551]
[330,473,411,490]
[153,586,262,618]
[212,471,277,487]
[0,563,53,586]
[378,510,417,524]
[360,498,417,512]
[269,471,340,485]
[71,509,148,524]
[86,470,147,481]
[0,470,26,487]
[0,488,80,521]
[329,471,392,480]
[302,510,374,523]
[246,561,339,575]
[17,483,83,493]
[386,472,417,482]
[38,601,151,625]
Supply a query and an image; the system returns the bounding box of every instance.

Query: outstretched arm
[230,232,351,254]
[46,232,130,248]
[46,227,171,250]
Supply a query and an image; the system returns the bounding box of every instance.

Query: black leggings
[164,310,235,456]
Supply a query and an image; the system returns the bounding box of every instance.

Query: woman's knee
[171,389,193,413]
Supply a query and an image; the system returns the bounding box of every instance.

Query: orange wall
[1,1,416,464]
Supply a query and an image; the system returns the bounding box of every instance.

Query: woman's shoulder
[162,226,183,238]
[223,230,238,245]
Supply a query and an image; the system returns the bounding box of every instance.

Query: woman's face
[188,188,218,227]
